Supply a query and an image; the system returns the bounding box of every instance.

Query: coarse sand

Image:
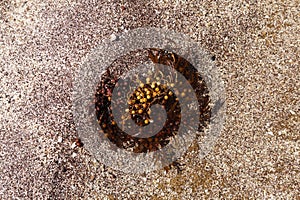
[0,0,299,199]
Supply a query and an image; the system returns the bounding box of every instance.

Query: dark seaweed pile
[94,49,210,153]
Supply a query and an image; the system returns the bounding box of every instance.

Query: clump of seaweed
[94,48,210,154]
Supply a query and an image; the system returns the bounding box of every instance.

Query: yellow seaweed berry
[146,77,151,83]
[132,100,136,104]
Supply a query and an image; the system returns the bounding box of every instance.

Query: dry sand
[0,0,299,199]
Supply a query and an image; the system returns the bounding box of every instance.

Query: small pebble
[289,110,296,115]
[266,131,274,136]
[110,33,117,41]
[71,152,77,158]
[57,136,63,143]
[71,142,77,149]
